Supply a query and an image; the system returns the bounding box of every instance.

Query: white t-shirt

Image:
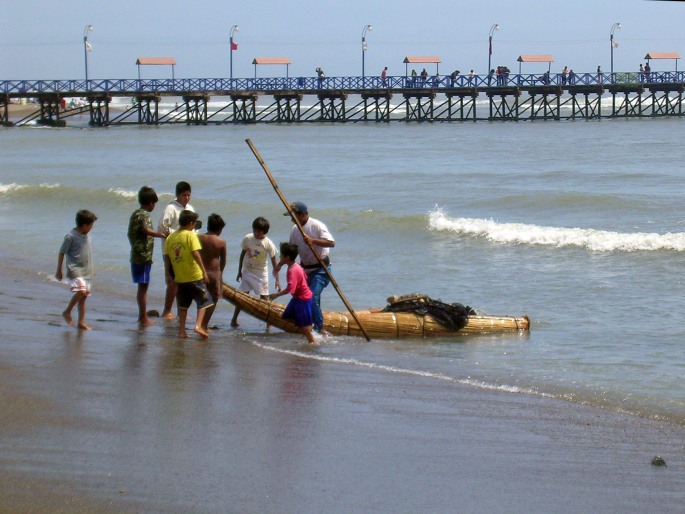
[241,233,278,274]
[157,199,195,235]
[289,217,334,267]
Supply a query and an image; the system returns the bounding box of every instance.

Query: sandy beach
[0,262,682,513]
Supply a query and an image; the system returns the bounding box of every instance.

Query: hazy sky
[1,0,684,80]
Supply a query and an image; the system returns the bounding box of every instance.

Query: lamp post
[230,24,239,80]
[488,23,499,85]
[83,24,93,85]
[610,22,621,80]
[362,24,372,79]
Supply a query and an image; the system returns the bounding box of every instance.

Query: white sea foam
[108,187,138,200]
[0,182,59,195]
[250,340,550,398]
[428,207,685,252]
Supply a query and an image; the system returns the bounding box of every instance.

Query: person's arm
[157,206,172,235]
[144,227,166,239]
[219,243,227,274]
[236,249,245,281]
[163,254,174,286]
[268,288,289,300]
[192,250,209,284]
[56,252,64,281]
[303,234,335,248]
[270,256,281,290]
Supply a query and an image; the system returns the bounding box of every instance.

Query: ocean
[2,112,684,427]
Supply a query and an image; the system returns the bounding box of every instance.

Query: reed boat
[222,283,530,339]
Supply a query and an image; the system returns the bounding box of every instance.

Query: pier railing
[2,71,684,96]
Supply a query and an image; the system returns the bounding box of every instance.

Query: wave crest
[428,208,685,252]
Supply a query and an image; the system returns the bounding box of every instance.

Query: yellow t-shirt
[164,229,203,283]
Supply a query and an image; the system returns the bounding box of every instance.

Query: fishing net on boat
[382,293,476,331]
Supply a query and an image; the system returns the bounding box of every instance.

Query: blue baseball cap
[284,201,308,216]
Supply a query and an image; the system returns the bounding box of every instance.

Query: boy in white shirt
[231,217,280,327]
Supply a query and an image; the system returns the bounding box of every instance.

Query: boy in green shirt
[127,186,166,326]
[163,210,213,339]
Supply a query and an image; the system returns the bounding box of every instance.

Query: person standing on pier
[644,62,651,82]
[280,202,335,336]
[381,66,388,86]
[420,68,428,86]
[450,70,460,87]
[561,66,568,85]
[316,67,325,88]
[158,181,195,319]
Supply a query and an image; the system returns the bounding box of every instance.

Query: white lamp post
[610,22,621,79]
[83,24,93,85]
[362,24,372,78]
[488,23,499,83]
[230,24,239,80]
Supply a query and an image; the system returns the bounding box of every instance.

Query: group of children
[56,181,318,344]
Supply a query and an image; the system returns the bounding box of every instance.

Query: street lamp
[83,24,93,85]
[610,22,621,79]
[362,24,372,78]
[230,24,239,80]
[488,23,499,84]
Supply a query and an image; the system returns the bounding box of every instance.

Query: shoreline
[0,265,684,512]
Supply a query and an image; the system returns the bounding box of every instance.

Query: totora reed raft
[222,283,529,339]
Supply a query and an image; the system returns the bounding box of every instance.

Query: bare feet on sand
[230,320,239,328]
[77,323,91,331]
[138,318,155,327]
[177,331,189,339]
[161,312,176,320]
[194,326,209,339]
[62,311,74,326]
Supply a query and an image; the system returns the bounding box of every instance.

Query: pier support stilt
[184,95,209,125]
[136,95,160,125]
[88,95,111,126]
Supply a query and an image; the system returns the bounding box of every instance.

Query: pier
[2,71,685,126]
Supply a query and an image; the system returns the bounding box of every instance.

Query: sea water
[2,115,684,424]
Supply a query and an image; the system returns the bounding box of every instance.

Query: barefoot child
[231,216,280,328]
[163,210,213,339]
[268,243,317,344]
[157,181,195,319]
[198,213,227,332]
[56,209,97,330]
[128,186,166,326]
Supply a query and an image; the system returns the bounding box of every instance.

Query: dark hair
[179,209,198,227]
[138,186,158,206]
[252,216,270,234]
[207,213,225,233]
[175,181,192,196]
[75,209,97,227]
[279,242,298,260]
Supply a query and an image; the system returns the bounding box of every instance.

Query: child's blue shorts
[131,263,152,285]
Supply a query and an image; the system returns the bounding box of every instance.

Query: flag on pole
[231,42,238,51]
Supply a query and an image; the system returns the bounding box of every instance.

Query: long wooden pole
[245,138,371,342]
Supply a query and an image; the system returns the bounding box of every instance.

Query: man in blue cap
[280,202,335,335]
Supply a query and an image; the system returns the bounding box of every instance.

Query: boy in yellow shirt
[163,210,213,339]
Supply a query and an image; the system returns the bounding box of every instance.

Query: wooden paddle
[245,138,371,342]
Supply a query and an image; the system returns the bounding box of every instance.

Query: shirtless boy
[199,213,227,332]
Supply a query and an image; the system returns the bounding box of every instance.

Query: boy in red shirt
[268,243,317,344]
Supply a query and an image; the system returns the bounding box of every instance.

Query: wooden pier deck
[1,71,685,126]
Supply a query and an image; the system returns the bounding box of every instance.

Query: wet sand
[1,265,684,513]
